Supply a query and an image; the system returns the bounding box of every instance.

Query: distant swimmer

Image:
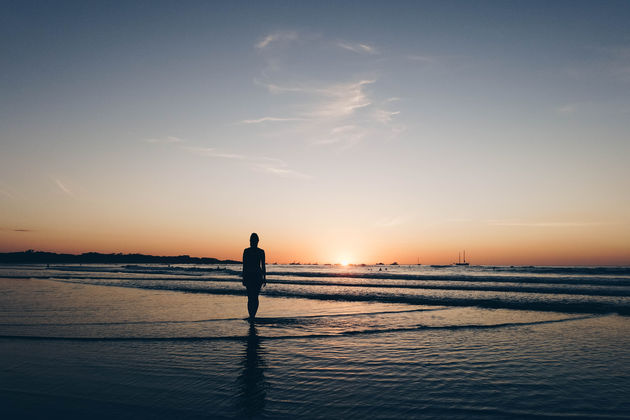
[242,233,266,319]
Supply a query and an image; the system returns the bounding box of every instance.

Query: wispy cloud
[240,117,305,124]
[253,79,375,120]
[309,79,374,118]
[54,178,73,196]
[256,31,298,49]
[185,147,310,179]
[256,164,312,179]
[487,220,609,227]
[248,32,403,151]
[186,147,254,161]
[255,80,307,94]
[314,125,366,149]
[337,41,378,55]
[144,136,184,144]
[373,109,400,123]
[252,78,403,149]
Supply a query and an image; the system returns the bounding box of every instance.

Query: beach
[1,264,630,418]
[4,2,630,418]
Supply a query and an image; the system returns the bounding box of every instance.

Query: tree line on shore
[0,250,240,264]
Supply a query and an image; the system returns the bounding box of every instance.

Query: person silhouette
[242,232,266,319]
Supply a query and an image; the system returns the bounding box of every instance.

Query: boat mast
[464,250,466,263]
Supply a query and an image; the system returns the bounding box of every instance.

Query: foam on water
[3,263,630,315]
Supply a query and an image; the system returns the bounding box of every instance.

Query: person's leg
[247,285,260,319]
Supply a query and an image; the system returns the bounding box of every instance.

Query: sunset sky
[1,1,629,265]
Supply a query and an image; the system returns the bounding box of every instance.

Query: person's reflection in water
[237,324,267,418]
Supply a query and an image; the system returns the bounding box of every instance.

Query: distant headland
[0,250,240,265]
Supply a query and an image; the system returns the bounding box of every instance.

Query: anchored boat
[455,250,470,266]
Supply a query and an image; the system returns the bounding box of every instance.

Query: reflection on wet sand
[237,324,266,418]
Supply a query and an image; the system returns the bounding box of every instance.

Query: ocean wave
[0,315,597,342]
[242,278,630,297]
[486,266,630,276]
[26,274,630,297]
[119,264,630,276]
[6,271,630,288]
[43,264,630,281]
[0,308,446,327]
[50,279,630,315]
[260,271,630,285]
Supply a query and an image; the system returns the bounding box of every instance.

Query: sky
[1,1,629,265]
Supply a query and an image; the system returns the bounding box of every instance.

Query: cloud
[144,136,184,144]
[240,117,305,124]
[248,32,404,151]
[256,164,312,179]
[373,109,400,124]
[54,179,73,196]
[254,79,319,95]
[186,147,252,161]
[314,125,366,149]
[306,79,375,119]
[253,78,405,149]
[185,147,310,179]
[337,41,378,55]
[487,220,609,227]
[254,80,301,94]
[256,31,298,49]
[254,79,375,120]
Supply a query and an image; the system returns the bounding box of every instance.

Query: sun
[340,260,349,267]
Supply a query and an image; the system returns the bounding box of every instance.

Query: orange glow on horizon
[1,224,629,266]
[1,206,629,266]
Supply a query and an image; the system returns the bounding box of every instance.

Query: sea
[1,263,630,419]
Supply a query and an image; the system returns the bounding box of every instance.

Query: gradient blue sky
[1,1,629,264]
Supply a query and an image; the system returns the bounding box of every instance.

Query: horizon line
[1,249,629,268]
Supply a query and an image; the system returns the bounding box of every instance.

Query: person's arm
[261,249,266,286]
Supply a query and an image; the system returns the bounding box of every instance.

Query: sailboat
[455,250,470,266]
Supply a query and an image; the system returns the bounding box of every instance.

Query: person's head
[250,232,259,247]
